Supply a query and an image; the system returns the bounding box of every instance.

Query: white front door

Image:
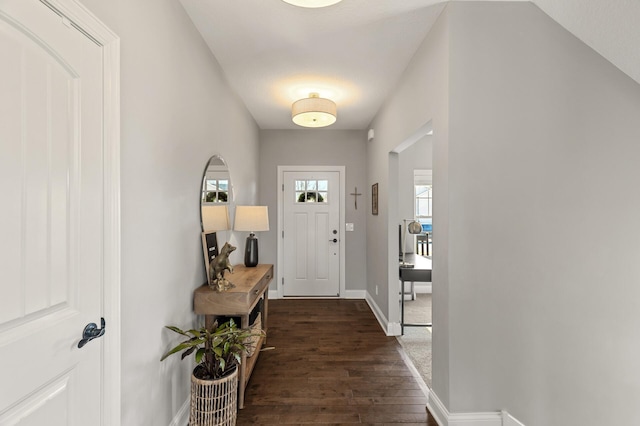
[283,171,341,296]
[0,1,114,424]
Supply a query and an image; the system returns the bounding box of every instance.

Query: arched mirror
[200,154,233,232]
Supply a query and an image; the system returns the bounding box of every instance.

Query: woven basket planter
[190,366,238,426]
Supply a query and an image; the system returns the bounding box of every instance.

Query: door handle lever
[329,238,338,243]
[78,317,106,348]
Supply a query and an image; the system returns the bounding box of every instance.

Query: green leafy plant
[161,318,263,380]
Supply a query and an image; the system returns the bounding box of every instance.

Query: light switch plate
[345,223,354,232]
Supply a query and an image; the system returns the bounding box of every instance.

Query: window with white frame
[295,179,329,203]
[202,177,229,203]
[414,170,432,233]
[415,185,432,219]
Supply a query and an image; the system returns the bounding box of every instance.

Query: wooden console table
[194,264,272,409]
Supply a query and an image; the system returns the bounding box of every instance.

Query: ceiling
[178,0,640,130]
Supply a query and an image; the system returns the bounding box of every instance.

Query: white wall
[258,129,368,293]
[77,1,259,425]
[446,2,640,424]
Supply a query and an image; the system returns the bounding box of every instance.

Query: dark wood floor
[237,299,438,425]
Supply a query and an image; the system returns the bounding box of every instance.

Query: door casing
[277,165,345,299]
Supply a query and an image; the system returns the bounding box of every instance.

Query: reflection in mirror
[202,156,229,204]
[200,155,232,232]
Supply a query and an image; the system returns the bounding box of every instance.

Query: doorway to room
[389,121,433,389]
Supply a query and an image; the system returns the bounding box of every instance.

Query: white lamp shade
[234,206,270,232]
[202,205,230,232]
[292,93,337,128]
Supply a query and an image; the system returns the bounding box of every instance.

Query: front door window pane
[295,180,329,203]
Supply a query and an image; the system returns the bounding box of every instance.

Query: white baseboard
[427,390,448,426]
[268,289,367,299]
[502,411,526,426]
[344,289,366,299]
[387,320,401,335]
[415,282,432,293]
[428,391,503,426]
[169,398,189,426]
[364,292,399,336]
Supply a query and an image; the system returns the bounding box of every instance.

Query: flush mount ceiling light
[292,93,337,128]
[281,0,342,8]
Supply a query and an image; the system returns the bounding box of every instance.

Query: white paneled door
[283,171,341,296]
[0,1,112,424]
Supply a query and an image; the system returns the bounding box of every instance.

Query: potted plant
[161,318,262,426]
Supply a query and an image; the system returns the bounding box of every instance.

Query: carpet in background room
[397,293,432,388]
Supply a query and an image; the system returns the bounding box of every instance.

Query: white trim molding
[41,1,122,424]
[276,165,346,299]
[428,391,503,426]
[415,282,432,293]
[502,411,526,426]
[268,289,280,300]
[169,399,190,426]
[365,292,401,336]
[344,290,366,299]
[269,290,366,300]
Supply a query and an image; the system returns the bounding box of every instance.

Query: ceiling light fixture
[292,93,337,128]
[281,0,342,8]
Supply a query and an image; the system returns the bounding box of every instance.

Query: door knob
[329,238,338,243]
[78,317,106,348]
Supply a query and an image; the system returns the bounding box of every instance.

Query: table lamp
[400,219,423,268]
[234,206,269,267]
[201,205,230,233]
[201,205,232,285]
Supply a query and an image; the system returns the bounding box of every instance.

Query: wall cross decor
[350,187,362,209]
[371,183,378,215]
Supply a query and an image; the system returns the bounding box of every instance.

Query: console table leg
[205,315,214,330]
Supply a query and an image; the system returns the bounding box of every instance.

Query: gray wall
[367,1,451,400]
[447,2,640,424]
[258,129,368,293]
[372,1,640,424]
[65,1,640,424]
[78,1,259,425]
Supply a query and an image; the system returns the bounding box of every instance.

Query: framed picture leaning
[201,231,218,281]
